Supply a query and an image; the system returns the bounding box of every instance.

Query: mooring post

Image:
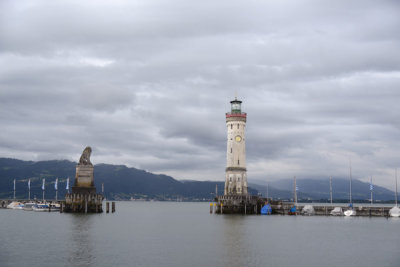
[85,198,88,214]
[112,202,115,213]
[210,203,213,214]
[244,204,247,215]
[106,202,109,213]
[60,202,63,213]
[220,203,223,214]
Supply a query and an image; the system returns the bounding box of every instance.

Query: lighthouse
[224,97,248,195]
[215,97,261,214]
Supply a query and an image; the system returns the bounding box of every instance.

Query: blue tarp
[261,204,272,215]
[289,206,297,213]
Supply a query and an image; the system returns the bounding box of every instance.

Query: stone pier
[215,195,264,214]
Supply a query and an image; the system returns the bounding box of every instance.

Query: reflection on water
[1,202,400,267]
[221,215,247,267]
[67,214,95,266]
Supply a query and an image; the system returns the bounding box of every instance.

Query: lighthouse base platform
[215,195,265,214]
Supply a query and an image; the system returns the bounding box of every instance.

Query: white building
[224,98,248,195]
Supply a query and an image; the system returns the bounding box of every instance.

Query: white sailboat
[330,207,343,216]
[6,201,23,209]
[344,159,356,216]
[301,205,315,215]
[389,169,400,217]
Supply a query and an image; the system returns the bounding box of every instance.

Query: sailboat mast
[329,176,333,205]
[349,158,352,204]
[395,168,397,207]
[370,176,373,205]
[294,176,297,205]
[266,182,269,200]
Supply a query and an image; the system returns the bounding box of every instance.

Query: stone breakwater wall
[211,197,394,217]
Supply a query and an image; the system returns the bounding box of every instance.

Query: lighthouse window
[231,124,233,129]
[238,177,240,182]
[230,148,232,153]
[237,124,239,129]
[238,160,240,165]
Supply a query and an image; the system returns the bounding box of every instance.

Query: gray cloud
[1,0,400,189]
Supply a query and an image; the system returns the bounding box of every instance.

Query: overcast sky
[1,0,400,189]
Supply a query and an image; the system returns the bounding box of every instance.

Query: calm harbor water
[1,201,399,267]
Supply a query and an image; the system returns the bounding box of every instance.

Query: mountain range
[251,177,396,201]
[0,158,396,201]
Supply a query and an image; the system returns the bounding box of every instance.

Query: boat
[32,203,49,212]
[261,203,272,215]
[13,203,24,210]
[23,202,36,211]
[288,206,297,215]
[344,159,356,216]
[49,203,60,212]
[330,207,343,216]
[344,205,356,216]
[301,205,315,215]
[389,169,400,217]
[389,206,400,217]
[6,201,23,209]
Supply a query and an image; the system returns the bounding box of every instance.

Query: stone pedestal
[75,164,94,187]
[71,164,97,196]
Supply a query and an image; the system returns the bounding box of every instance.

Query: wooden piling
[60,202,63,213]
[112,202,115,213]
[210,203,213,214]
[106,202,109,213]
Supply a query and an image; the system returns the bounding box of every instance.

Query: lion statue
[79,146,92,165]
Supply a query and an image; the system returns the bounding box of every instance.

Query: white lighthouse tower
[224,97,248,195]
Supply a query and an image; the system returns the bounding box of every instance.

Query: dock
[211,198,394,217]
[271,202,392,217]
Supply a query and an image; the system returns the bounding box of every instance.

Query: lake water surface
[1,201,399,267]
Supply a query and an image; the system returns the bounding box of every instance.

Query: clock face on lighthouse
[235,135,242,142]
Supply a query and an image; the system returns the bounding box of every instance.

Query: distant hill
[267,178,395,201]
[0,158,395,201]
[0,158,251,200]
[248,183,315,200]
